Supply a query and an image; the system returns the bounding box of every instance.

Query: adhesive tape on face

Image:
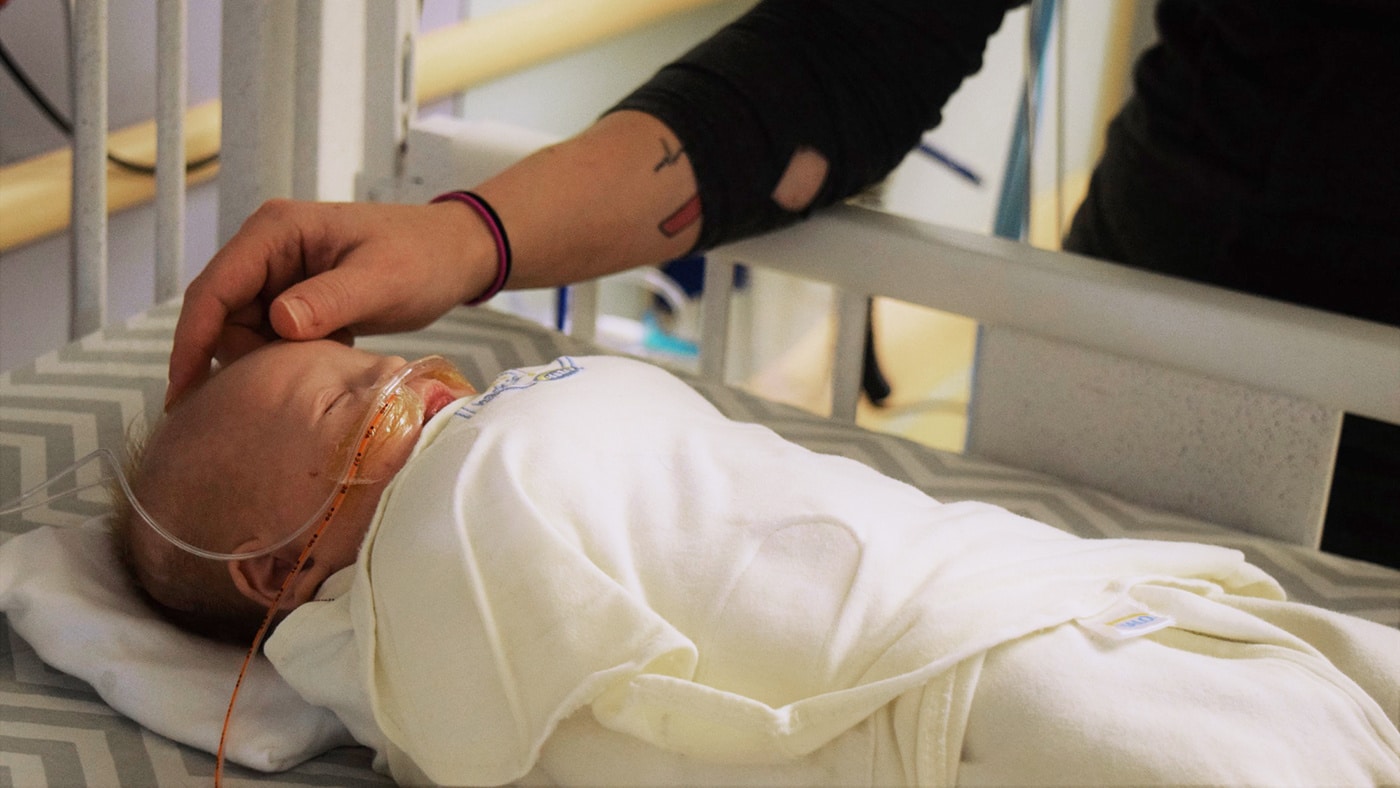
[328,356,470,486]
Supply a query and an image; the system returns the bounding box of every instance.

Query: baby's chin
[311,485,387,576]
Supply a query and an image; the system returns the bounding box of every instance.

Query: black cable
[0,16,218,175]
[0,36,72,133]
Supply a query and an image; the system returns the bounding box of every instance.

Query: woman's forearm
[472,110,701,291]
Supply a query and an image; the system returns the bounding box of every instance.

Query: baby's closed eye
[320,390,352,417]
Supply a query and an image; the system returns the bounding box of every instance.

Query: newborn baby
[116,343,1400,786]
[114,340,475,642]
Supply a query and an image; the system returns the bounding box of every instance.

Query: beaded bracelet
[431,190,513,305]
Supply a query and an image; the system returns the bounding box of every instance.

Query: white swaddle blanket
[266,356,1400,786]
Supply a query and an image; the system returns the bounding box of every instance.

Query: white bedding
[264,356,1400,786]
[0,520,355,771]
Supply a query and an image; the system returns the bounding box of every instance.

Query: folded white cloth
[0,520,354,771]
[267,356,1400,786]
[958,582,1400,786]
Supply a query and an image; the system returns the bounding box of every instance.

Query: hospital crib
[1,1,1397,785]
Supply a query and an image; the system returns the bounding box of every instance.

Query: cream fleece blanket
[266,356,1400,786]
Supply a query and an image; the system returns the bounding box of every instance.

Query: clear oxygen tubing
[0,355,469,561]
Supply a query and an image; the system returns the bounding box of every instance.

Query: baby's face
[161,340,473,572]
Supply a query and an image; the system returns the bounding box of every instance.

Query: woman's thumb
[269,270,366,340]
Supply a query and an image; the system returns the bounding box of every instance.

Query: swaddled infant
[115,342,1400,786]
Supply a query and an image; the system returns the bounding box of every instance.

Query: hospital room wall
[0,0,1135,375]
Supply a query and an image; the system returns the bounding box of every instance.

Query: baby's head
[113,340,474,643]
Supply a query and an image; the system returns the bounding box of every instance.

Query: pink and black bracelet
[431,190,513,305]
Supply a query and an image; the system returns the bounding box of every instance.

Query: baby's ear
[228,539,330,611]
[227,541,301,609]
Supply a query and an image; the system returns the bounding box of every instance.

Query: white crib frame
[71,0,1400,550]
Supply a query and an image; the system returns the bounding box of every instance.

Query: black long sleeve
[613,0,1020,252]
[1068,0,1400,326]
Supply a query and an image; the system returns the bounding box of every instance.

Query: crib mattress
[3,302,1397,786]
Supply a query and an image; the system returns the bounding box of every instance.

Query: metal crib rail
[704,203,1400,428]
[70,0,108,339]
[155,0,187,304]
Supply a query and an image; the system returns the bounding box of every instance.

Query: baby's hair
[109,416,268,645]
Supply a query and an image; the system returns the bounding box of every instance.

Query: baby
[115,343,1400,786]
[113,340,475,643]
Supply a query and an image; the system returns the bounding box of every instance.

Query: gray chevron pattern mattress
[3,302,1397,786]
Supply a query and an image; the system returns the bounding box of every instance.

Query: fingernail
[163,374,186,412]
[282,296,309,336]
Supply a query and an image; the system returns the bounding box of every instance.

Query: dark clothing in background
[1064,0,1400,568]
[1066,0,1400,325]
[615,0,1400,567]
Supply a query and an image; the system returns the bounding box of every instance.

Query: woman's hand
[167,110,703,409]
[166,199,495,408]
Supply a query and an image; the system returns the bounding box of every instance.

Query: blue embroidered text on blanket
[266,356,1400,786]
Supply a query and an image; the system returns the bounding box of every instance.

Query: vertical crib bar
[292,0,326,201]
[70,0,109,338]
[830,289,869,422]
[451,0,472,117]
[155,0,187,303]
[291,0,368,202]
[566,282,599,343]
[361,0,418,201]
[219,0,296,245]
[698,258,736,383]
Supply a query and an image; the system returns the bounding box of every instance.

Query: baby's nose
[367,355,409,387]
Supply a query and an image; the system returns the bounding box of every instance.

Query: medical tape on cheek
[330,387,422,485]
[323,355,470,485]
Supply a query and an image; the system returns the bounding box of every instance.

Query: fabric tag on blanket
[1076,597,1176,640]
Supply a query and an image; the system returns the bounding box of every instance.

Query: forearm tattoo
[653,138,686,173]
[659,195,702,238]
[654,138,700,238]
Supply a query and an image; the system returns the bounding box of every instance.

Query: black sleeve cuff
[612,0,1019,251]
